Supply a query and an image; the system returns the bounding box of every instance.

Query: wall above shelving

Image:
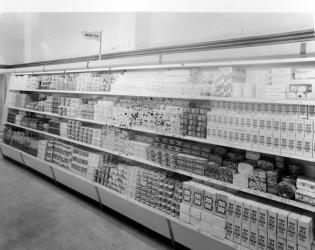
[0,12,314,65]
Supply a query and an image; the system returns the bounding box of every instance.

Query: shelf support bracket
[300,42,307,57]
[166,218,176,250]
[20,152,26,166]
[50,165,57,185]
[95,185,103,208]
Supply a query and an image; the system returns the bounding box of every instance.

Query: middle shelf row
[3,120,315,213]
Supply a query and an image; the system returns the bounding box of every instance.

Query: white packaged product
[287,213,301,243]
[258,230,267,250]
[298,216,313,247]
[296,177,315,193]
[268,233,277,250]
[250,227,259,250]
[278,209,290,239]
[241,223,250,247]
[268,207,278,235]
[278,237,287,250]
[226,220,234,241]
[258,204,270,232]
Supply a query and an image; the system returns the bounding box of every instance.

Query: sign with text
[81,31,101,41]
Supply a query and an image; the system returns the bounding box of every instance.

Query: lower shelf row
[1,138,315,250]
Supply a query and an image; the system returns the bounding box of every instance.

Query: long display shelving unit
[0,142,250,250]
[5,120,315,213]
[2,40,315,250]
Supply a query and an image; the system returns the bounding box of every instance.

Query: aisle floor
[0,155,175,250]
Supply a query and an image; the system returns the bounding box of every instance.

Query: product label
[243,206,250,223]
[183,189,192,202]
[204,196,214,212]
[193,192,202,207]
[216,199,227,215]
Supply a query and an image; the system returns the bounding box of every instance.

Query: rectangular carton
[267,233,277,250]
[226,221,234,241]
[180,203,191,215]
[277,209,290,239]
[191,206,202,220]
[268,207,279,236]
[258,230,267,250]
[295,137,304,156]
[180,212,191,224]
[182,181,194,205]
[258,205,270,232]
[201,211,213,224]
[203,187,216,214]
[287,241,297,250]
[287,213,301,243]
[304,138,312,157]
[278,237,287,250]
[213,215,226,230]
[192,184,204,208]
[234,223,242,244]
[250,202,259,230]
[215,190,228,219]
[226,195,235,223]
[297,216,313,247]
[241,223,250,247]
[242,202,251,225]
[250,227,258,250]
[296,120,305,138]
[304,120,313,137]
[200,221,211,233]
[234,197,244,224]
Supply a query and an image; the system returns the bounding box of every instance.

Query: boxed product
[234,223,242,244]
[297,216,313,247]
[226,195,235,222]
[287,213,301,243]
[214,190,228,219]
[226,220,234,241]
[268,207,279,235]
[258,230,267,250]
[241,223,250,247]
[277,237,287,250]
[250,201,259,230]
[203,187,216,214]
[296,176,315,193]
[287,241,297,250]
[268,233,277,250]
[182,181,194,205]
[234,197,244,224]
[192,184,204,208]
[250,227,259,250]
[258,204,270,232]
[277,209,291,239]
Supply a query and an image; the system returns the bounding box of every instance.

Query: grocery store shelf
[0,142,244,250]
[8,106,315,163]
[9,89,315,105]
[4,122,315,213]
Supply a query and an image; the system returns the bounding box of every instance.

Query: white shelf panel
[22,153,54,179]
[8,89,315,105]
[0,143,24,164]
[4,122,315,213]
[8,106,315,163]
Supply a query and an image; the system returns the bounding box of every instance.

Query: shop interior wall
[0,12,314,65]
